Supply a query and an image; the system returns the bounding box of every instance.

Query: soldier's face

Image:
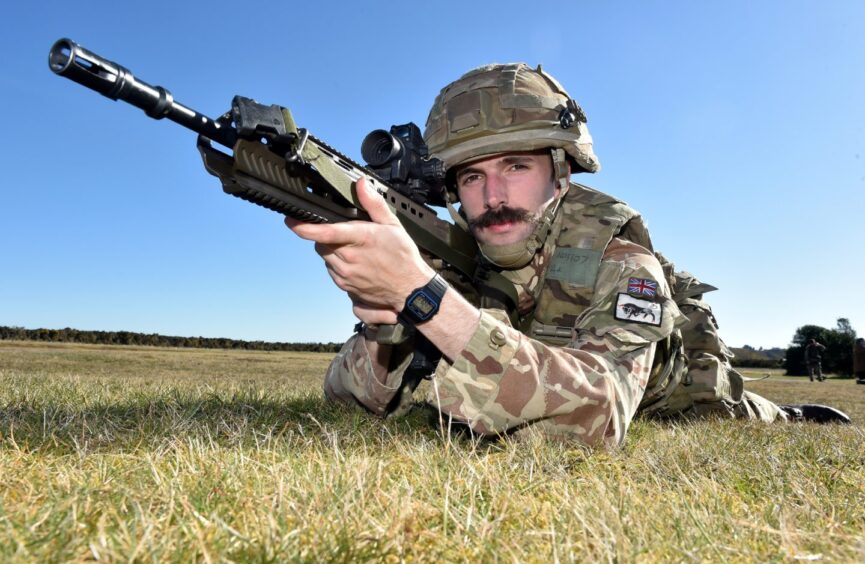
[455,152,559,247]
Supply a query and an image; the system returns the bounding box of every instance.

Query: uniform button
[490,329,507,347]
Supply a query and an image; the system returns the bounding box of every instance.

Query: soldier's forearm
[426,310,652,446]
[413,288,481,363]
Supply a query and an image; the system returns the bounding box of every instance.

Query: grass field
[1,341,863,561]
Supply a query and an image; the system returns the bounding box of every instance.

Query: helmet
[423,63,600,181]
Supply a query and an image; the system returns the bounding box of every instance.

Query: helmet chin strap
[466,148,570,270]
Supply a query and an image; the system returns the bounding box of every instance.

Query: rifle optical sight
[361,129,405,167]
[360,123,446,206]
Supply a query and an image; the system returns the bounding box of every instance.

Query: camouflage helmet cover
[423,63,601,176]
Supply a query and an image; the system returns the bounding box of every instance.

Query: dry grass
[1,342,864,561]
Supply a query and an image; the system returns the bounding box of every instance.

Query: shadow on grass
[0,392,445,454]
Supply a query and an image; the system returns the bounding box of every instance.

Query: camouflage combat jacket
[324,183,684,447]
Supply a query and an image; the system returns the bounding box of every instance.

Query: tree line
[730,319,857,376]
[3,318,857,374]
[0,326,342,353]
[729,345,785,369]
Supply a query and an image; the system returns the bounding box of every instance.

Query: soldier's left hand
[285,177,435,325]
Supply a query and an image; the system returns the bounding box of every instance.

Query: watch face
[409,291,436,318]
[401,275,447,326]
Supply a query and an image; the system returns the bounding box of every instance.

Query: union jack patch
[627,277,658,298]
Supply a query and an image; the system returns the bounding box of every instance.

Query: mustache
[467,206,537,231]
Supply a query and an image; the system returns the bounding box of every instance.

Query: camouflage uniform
[326,185,676,447]
[323,63,785,447]
[324,185,784,447]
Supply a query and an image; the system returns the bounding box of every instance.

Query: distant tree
[836,318,855,337]
[831,318,857,375]
[784,318,857,377]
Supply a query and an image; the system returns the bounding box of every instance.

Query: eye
[459,173,482,186]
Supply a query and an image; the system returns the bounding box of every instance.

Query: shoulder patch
[614,293,662,326]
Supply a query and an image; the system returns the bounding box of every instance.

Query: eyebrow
[455,155,536,181]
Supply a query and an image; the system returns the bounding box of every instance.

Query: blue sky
[3,1,863,348]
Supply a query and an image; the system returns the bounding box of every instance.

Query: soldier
[804,338,827,382]
[286,64,849,446]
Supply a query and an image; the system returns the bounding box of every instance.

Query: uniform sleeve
[429,238,684,448]
[323,332,414,416]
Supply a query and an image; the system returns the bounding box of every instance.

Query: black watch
[398,273,448,326]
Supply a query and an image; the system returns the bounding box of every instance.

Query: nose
[483,172,507,210]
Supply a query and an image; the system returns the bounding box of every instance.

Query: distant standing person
[804,339,827,382]
[854,338,865,385]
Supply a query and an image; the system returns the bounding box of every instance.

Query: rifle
[48,38,477,255]
[48,38,519,375]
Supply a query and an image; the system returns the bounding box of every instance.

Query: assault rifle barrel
[49,38,238,148]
